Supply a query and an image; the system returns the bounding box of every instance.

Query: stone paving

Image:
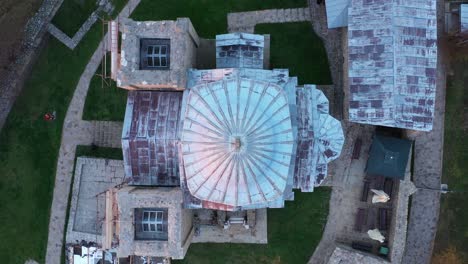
[45,1,141,263]
[48,0,114,50]
[92,121,123,148]
[307,1,344,119]
[66,157,125,245]
[227,8,310,33]
[308,122,376,264]
[192,209,268,244]
[327,246,388,264]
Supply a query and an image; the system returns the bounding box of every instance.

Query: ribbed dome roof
[181,78,294,207]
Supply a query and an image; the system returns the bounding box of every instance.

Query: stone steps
[92,121,123,148]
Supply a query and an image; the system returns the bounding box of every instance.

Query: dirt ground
[0,0,43,81]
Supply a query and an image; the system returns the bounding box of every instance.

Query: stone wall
[327,246,390,264]
[0,0,64,131]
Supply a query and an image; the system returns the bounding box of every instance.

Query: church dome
[181,78,294,207]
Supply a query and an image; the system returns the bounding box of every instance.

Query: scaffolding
[97,18,120,89]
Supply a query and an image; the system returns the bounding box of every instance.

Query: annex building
[326,0,438,131]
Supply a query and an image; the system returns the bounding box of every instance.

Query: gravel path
[227,8,310,33]
[44,1,140,263]
[307,1,344,119]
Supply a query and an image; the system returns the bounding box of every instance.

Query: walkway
[45,1,140,263]
[48,1,114,49]
[227,8,310,33]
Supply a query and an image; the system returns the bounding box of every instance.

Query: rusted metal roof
[348,0,437,131]
[122,91,182,186]
[181,77,295,208]
[294,85,344,191]
[216,33,264,69]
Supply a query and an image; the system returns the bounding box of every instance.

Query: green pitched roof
[366,135,412,180]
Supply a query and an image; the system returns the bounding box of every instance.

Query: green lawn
[255,23,332,85]
[433,59,468,263]
[175,189,330,264]
[130,0,307,38]
[0,1,126,263]
[52,0,98,36]
[75,145,124,160]
[82,55,128,121]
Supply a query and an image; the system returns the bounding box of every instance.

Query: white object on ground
[367,228,385,243]
[371,189,390,203]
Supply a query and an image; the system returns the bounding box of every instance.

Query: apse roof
[294,85,344,191]
[122,91,182,186]
[181,77,295,207]
[348,0,437,131]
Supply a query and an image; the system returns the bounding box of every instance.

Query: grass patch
[433,59,468,263]
[75,145,124,160]
[0,1,127,263]
[130,0,307,38]
[52,0,98,36]
[82,55,127,121]
[175,188,330,264]
[255,22,332,85]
